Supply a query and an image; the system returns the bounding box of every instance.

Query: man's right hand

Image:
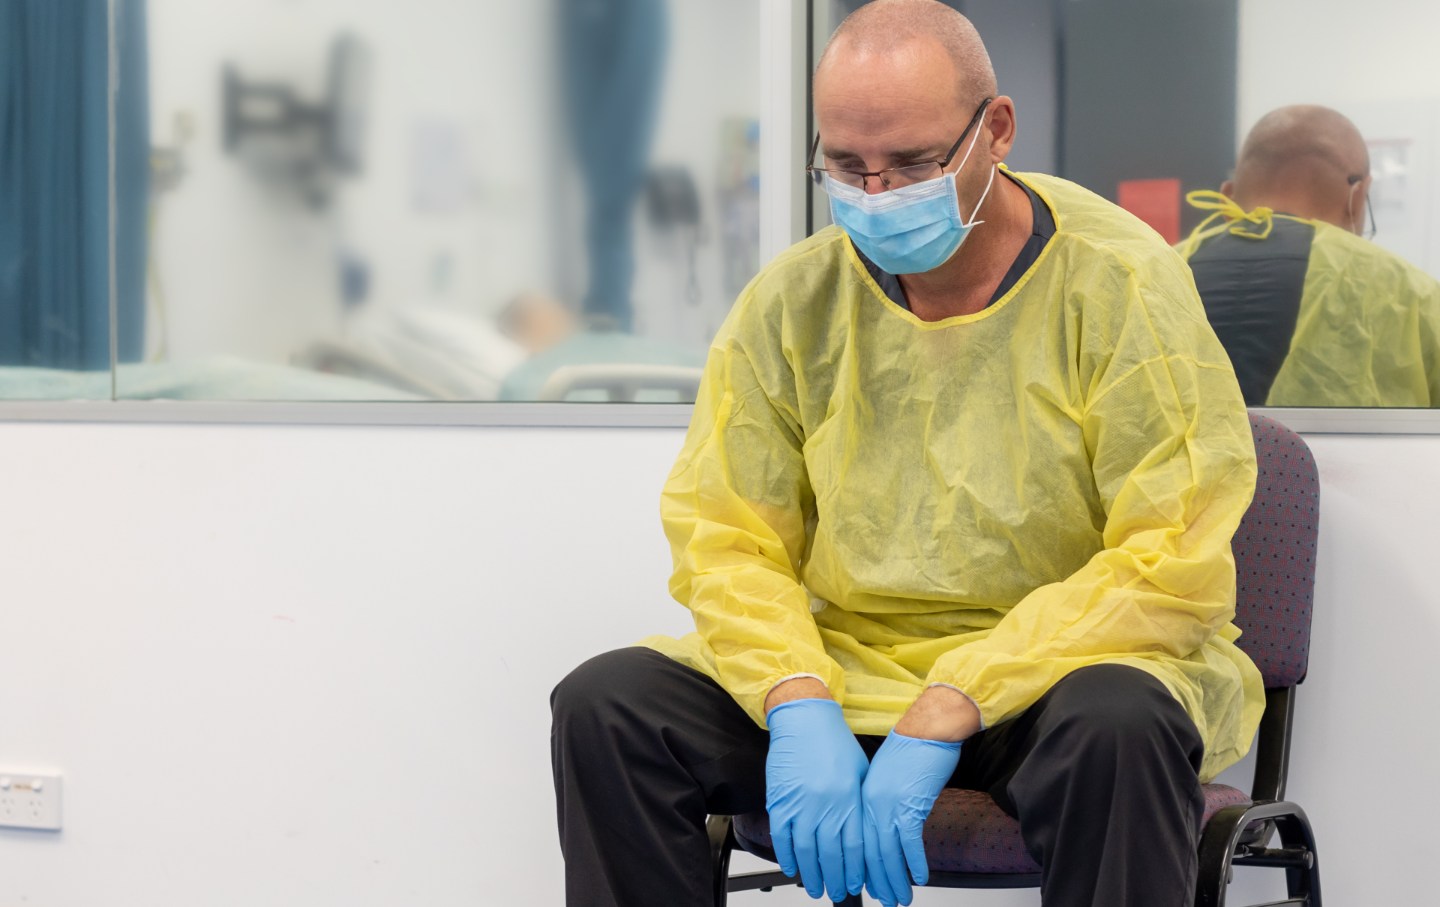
[765,697,869,903]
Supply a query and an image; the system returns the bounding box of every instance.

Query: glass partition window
[0,0,764,403]
[5,0,1439,418]
[811,0,1440,412]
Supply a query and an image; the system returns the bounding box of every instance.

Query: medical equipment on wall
[716,117,761,300]
[144,111,197,362]
[643,164,705,307]
[221,32,373,208]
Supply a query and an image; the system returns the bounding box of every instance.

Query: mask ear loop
[1176,190,1273,257]
[953,110,995,227]
[962,163,997,228]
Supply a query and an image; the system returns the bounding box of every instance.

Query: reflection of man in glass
[559,0,668,333]
[552,3,1261,906]
[1178,105,1440,407]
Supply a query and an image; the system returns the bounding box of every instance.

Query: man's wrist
[764,676,832,714]
[893,685,982,742]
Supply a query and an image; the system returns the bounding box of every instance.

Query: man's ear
[1221,179,1236,197]
[986,96,1018,164]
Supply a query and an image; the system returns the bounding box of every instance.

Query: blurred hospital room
[4,0,752,402]
[1,0,1439,905]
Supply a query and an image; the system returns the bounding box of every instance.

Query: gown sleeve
[660,305,845,727]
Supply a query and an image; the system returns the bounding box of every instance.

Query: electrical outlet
[0,769,62,831]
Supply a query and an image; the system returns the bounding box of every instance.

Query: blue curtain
[0,0,148,371]
[559,0,667,333]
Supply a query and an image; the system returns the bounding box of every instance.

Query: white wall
[0,420,1435,905]
[1238,0,1440,277]
[1237,0,1440,126]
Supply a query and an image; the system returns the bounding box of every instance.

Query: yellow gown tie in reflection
[1173,191,1274,259]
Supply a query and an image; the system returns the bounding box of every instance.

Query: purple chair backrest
[1231,413,1320,689]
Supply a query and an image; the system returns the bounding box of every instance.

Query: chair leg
[1195,806,1246,907]
[711,813,867,907]
[1271,811,1322,906]
[1196,803,1321,907]
[707,815,736,907]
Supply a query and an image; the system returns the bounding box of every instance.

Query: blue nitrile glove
[765,698,869,902]
[861,730,963,907]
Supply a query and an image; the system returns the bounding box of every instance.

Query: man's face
[813,37,985,198]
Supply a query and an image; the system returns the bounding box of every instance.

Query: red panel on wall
[1117,178,1182,245]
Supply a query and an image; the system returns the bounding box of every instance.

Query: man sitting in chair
[551,2,1261,905]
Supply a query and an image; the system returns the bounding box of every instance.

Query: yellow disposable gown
[1179,205,1440,407]
[643,170,1263,781]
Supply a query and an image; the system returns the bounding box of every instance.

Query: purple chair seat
[733,784,1254,875]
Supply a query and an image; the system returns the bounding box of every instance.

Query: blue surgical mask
[825,119,996,275]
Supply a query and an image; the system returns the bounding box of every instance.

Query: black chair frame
[1193,686,1321,907]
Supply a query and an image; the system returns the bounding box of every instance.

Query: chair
[707,411,1322,906]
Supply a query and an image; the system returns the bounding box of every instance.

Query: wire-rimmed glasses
[806,97,994,192]
[1347,173,1377,239]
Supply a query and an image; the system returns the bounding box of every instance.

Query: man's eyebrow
[819,143,862,162]
[889,145,945,163]
[821,144,946,164]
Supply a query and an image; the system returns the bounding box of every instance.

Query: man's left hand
[860,687,978,907]
[861,731,962,906]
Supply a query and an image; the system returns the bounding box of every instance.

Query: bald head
[816,0,997,108]
[1229,105,1370,229]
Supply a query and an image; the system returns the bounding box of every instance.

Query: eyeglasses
[806,97,994,192]
[1347,174,1377,240]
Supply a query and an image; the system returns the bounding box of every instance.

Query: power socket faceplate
[0,769,62,831]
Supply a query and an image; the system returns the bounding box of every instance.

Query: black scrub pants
[551,647,1205,907]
